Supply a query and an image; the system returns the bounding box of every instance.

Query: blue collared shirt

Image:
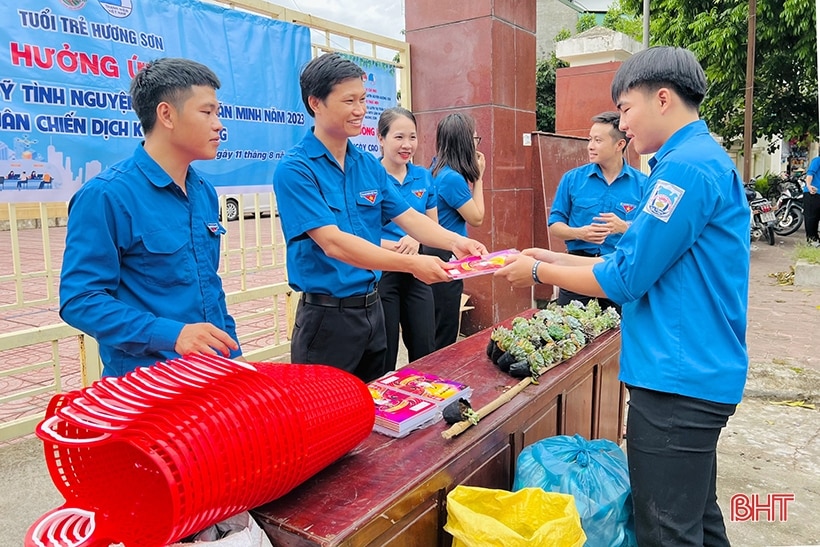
[274,129,410,297]
[549,161,648,255]
[59,144,240,377]
[593,120,750,404]
[434,165,472,237]
[381,163,437,241]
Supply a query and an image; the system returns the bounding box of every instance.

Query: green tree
[577,13,598,33]
[621,0,818,147]
[602,0,643,42]
[536,30,570,132]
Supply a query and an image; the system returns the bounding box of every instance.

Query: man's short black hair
[591,111,628,145]
[611,46,707,110]
[300,53,365,117]
[129,57,220,134]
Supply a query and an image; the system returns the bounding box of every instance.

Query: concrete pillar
[406,1,537,333]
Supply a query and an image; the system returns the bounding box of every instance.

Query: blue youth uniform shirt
[274,129,410,297]
[549,161,648,255]
[59,144,240,377]
[434,165,472,236]
[804,156,820,192]
[593,120,750,404]
[381,163,437,241]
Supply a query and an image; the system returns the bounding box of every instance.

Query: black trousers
[379,271,435,370]
[290,298,387,383]
[804,192,820,242]
[557,249,620,313]
[430,277,463,351]
[626,386,736,547]
[421,245,464,350]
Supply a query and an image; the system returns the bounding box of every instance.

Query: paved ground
[1,231,818,545]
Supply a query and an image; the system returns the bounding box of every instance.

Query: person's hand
[593,212,629,234]
[452,236,489,259]
[494,253,538,288]
[476,150,486,180]
[175,323,239,357]
[577,222,611,244]
[521,247,561,263]
[395,235,420,255]
[809,184,817,195]
[410,255,452,284]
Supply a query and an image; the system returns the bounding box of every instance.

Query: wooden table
[253,310,624,546]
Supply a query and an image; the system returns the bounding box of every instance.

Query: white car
[221,192,277,221]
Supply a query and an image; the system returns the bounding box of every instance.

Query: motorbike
[771,176,804,236]
[745,182,777,245]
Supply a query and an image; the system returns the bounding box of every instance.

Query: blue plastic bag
[513,434,636,547]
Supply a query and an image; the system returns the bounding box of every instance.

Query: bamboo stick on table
[441,375,534,440]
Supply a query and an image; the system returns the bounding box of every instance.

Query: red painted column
[405,0,537,333]
[555,63,623,137]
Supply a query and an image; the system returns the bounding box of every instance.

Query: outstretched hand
[410,254,452,284]
[452,237,488,259]
[494,253,539,288]
[175,323,239,357]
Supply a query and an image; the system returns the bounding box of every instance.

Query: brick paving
[745,234,818,375]
[0,216,290,428]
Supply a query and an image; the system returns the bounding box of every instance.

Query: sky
[276,0,406,40]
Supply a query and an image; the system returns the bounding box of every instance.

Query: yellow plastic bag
[444,486,586,547]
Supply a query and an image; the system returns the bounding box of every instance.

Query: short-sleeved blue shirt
[593,120,750,404]
[804,156,820,192]
[274,129,410,297]
[59,144,240,377]
[548,161,648,255]
[381,163,437,241]
[434,165,472,236]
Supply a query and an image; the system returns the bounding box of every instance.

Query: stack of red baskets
[25,354,375,547]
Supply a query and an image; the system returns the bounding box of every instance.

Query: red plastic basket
[29,356,376,547]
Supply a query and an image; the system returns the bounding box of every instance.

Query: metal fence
[0,1,409,442]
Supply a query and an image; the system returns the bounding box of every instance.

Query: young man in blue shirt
[59,58,242,377]
[548,111,648,310]
[274,54,486,383]
[497,47,749,546]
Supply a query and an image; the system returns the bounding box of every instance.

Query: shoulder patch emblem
[643,180,685,222]
[413,189,426,199]
[359,190,378,203]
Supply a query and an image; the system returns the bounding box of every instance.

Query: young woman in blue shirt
[424,113,486,350]
[377,108,437,370]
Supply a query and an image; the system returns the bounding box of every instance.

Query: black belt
[301,290,379,308]
[568,249,601,258]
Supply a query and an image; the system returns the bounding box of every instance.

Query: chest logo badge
[359,190,378,203]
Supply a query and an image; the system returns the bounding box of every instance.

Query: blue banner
[0,0,312,203]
